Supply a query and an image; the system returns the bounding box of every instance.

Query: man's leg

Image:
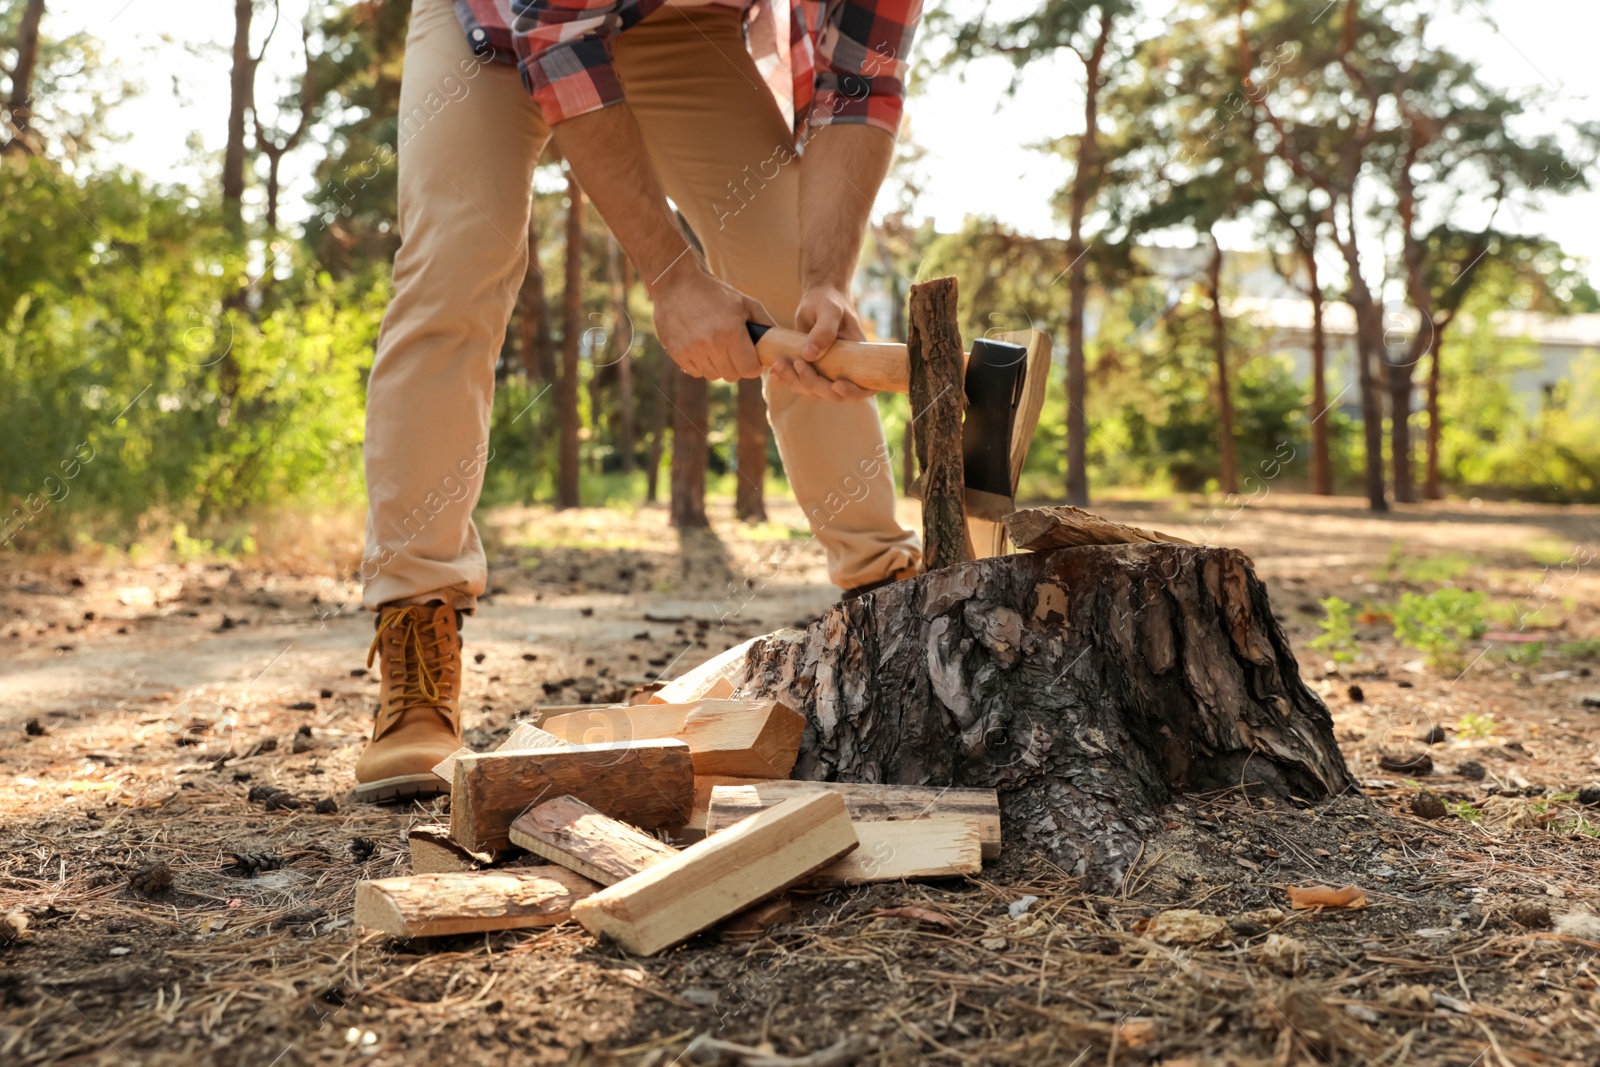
[355,0,548,801]
[614,9,922,591]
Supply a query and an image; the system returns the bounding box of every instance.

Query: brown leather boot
[353,603,464,803]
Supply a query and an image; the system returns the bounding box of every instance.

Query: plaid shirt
[453,0,920,139]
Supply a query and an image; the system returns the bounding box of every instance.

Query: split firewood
[650,637,759,703]
[450,739,694,853]
[809,816,983,887]
[687,775,770,835]
[507,795,679,885]
[1001,504,1190,552]
[431,719,572,783]
[354,867,596,938]
[408,824,498,873]
[570,791,858,956]
[540,698,805,779]
[705,781,1002,861]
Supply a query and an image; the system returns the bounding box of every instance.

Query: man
[352,0,928,802]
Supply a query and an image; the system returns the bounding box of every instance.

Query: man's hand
[652,269,770,382]
[768,285,875,401]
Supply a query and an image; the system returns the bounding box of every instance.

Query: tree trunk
[646,344,668,503]
[901,420,915,494]
[1306,249,1332,496]
[557,173,583,509]
[518,203,556,383]
[908,276,972,571]
[1062,13,1111,509]
[1205,238,1238,496]
[1423,325,1444,501]
[1349,297,1388,512]
[2,0,47,155]
[1387,350,1414,504]
[732,545,1353,888]
[669,365,709,528]
[223,0,253,240]
[612,244,636,474]
[735,379,768,522]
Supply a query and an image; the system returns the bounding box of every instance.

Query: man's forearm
[553,103,695,293]
[797,124,897,292]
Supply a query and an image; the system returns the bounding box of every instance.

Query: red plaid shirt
[454,0,920,139]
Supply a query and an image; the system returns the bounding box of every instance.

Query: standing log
[906,277,972,571]
[730,544,1354,889]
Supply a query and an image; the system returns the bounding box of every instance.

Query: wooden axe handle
[752,325,969,394]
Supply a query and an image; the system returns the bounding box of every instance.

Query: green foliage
[1455,710,1496,739]
[1392,589,1489,669]
[1309,596,1359,663]
[1500,641,1546,668]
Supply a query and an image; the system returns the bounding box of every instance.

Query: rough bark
[1205,238,1239,495]
[735,378,768,522]
[2,0,46,155]
[731,545,1354,889]
[670,363,709,528]
[907,276,971,571]
[557,172,583,509]
[1063,11,1111,509]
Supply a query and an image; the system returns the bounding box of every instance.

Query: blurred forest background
[3,0,1599,560]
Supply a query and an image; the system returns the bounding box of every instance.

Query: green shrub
[1393,589,1489,670]
[1309,596,1359,663]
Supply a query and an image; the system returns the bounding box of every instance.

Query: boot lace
[367,607,456,717]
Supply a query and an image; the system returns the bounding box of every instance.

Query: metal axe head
[959,338,1029,521]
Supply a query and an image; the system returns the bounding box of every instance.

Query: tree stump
[731,544,1353,888]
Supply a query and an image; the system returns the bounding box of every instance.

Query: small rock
[319,688,334,699]
[681,988,719,1008]
[292,725,316,754]
[128,861,174,896]
[473,652,486,664]
[1379,751,1433,775]
[1422,725,1447,745]
[108,946,131,957]
[1510,901,1552,929]
[979,936,1009,951]
[1346,684,1364,703]
[24,718,46,737]
[1411,793,1448,820]
[1457,760,1486,780]
[313,797,338,815]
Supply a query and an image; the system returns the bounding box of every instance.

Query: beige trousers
[361,0,921,611]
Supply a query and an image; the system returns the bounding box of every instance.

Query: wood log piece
[408,824,498,873]
[1003,505,1191,552]
[507,795,679,885]
[907,276,973,571]
[450,739,693,853]
[718,895,793,942]
[809,816,983,887]
[650,637,760,703]
[729,545,1354,889]
[704,781,1002,861]
[431,720,572,783]
[539,699,804,779]
[570,791,859,956]
[354,867,596,938]
[688,775,770,834]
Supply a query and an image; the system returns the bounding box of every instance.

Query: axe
[748,323,1048,522]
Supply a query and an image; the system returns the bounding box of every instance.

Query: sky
[45,0,1600,286]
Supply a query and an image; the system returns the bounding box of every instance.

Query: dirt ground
[4,494,1600,1067]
